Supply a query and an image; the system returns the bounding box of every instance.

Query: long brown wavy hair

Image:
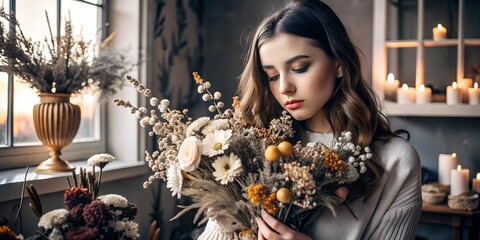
[237,0,397,200]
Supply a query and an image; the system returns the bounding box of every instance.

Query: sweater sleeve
[197,219,237,240]
[369,141,423,240]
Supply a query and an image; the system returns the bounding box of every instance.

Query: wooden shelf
[385,38,480,48]
[382,102,480,117]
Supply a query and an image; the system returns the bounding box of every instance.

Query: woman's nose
[279,75,295,95]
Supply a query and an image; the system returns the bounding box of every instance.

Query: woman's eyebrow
[262,55,310,69]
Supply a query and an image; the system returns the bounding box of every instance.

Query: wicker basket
[422,191,447,205]
[448,193,479,211]
[421,183,449,205]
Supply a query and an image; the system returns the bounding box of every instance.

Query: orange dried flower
[232,96,240,108]
[322,148,344,173]
[0,225,18,240]
[192,72,203,84]
[246,184,277,214]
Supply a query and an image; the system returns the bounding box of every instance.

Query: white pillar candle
[396,84,415,104]
[384,73,400,102]
[473,173,480,192]
[458,78,473,103]
[468,82,480,105]
[439,153,459,185]
[416,84,432,104]
[450,165,469,196]
[433,24,447,41]
[446,82,461,105]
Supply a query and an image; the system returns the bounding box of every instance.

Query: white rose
[177,136,202,172]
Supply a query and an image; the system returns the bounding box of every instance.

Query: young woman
[199,0,422,239]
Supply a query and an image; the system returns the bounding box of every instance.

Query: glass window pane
[13,77,40,146]
[465,46,480,83]
[425,46,457,94]
[465,0,480,39]
[425,0,458,40]
[71,94,99,142]
[387,0,417,40]
[63,0,102,44]
[16,0,57,42]
[0,73,8,146]
[80,0,102,5]
[387,48,417,87]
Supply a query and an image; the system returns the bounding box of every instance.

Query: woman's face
[259,33,338,131]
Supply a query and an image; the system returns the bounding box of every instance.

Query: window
[0,0,107,169]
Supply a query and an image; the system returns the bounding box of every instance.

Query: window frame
[0,0,108,170]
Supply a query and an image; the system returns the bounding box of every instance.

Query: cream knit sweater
[198,132,422,240]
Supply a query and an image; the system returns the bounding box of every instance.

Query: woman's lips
[285,100,304,110]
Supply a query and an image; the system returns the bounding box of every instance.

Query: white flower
[112,220,140,240]
[160,99,170,107]
[212,153,243,185]
[150,97,159,107]
[208,105,216,112]
[38,209,68,229]
[198,85,205,93]
[167,162,183,199]
[159,105,168,113]
[177,136,202,172]
[48,228,64,240]
[213,91,221,100]
[201,119,230,135]
[201,130,232,157]
[140,117,149,127]
[185,117,210,137]
[99,194,128,208]
[202,94,211,101]
[134,110,143,118]
[87,153,116,168]
[138,107,148,114]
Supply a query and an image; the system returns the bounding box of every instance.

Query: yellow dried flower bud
[265,145,280,162]
[276,187,291,203]
[277,141,293,157]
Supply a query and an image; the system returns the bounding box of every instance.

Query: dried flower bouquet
[0,8,132,97]
[115,73,371,238]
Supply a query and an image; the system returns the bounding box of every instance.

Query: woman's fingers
[334,186,349,203]
[256,216,281,239]
[256,210,312,240]
[262,210,293,235]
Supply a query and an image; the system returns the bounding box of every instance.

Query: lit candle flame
[437,24,444,30]
[477,173,480,180]
[387,73,395,83]
[475,82,478,90]
[419,84,425,92]
[457,165,462,171]
[452,82,457,89]
[402,83,408,91]
[452,153,457,157]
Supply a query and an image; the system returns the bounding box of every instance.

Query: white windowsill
[0,160,149,202]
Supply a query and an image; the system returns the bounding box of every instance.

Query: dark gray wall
[204,1,480,239]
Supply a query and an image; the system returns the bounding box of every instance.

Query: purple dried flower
[82,200,112,229]
[64,187,92,210]
[64,226,100,240]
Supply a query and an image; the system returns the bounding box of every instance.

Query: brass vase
[33,93,81,173]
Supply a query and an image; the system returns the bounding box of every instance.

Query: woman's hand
[256,210,311,240]
[256,186,349,240]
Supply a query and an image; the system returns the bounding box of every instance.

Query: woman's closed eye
[268,75,280,81]
[292,65,308,73]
